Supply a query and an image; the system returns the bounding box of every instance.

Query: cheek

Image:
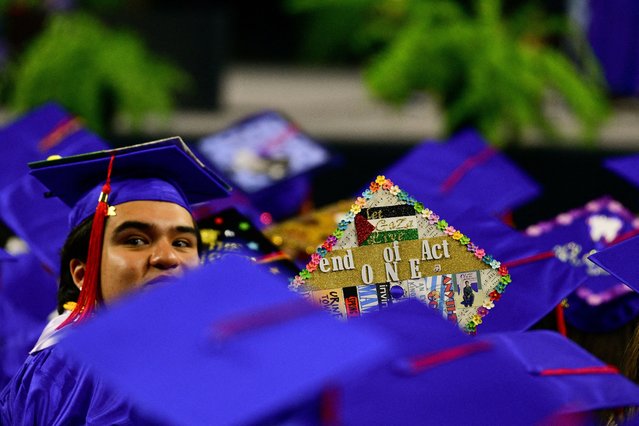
[100,249,145,298]
[182,251,201,269]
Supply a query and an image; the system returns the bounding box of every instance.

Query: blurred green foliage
[0,5,189,135]
[287,0,609,146]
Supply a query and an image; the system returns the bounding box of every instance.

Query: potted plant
[0,5,189,136]
[286,0,609,147]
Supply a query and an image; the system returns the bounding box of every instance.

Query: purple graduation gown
[0,315,153,425]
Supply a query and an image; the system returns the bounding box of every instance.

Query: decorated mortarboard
[56,256,390,426]
[337,300,639,425]
[290,175,513,334]
[263,199,355,265]
[422,199,587,334]
[0,102,107,191]
[196,207,300,279]
[381,129,540,218]
[29,137,232,327]
[194,110,334,220]
[589,235,639,293]
[524,197,639,332]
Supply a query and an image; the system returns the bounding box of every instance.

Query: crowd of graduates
[1,102,639,424]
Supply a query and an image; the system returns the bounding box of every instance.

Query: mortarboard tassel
[58,154,115,329]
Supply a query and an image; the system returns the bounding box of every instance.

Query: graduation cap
[29,137,232,327]
[263,199,355,265]
[524,197,639,333]
[337,300,639,425]
[291,175,513,334]
[589,235,639,293]
[381,129,540,218]
[0,102,108,191]
[196,207,300,279]
[194,110,334,221]
[427,200,587,334]
[56,256,390,426]
[0,103,109,273]
[605,153,639,192]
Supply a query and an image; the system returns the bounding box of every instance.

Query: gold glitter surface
[305,236,486,290]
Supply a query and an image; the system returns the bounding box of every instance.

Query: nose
[149,240,180,270]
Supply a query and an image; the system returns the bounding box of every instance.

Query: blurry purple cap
[524,197,639,332]
[382,129,540,216]
[56,256,390,425]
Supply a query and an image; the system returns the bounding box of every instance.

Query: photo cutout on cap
[195,110,332,194]
[290,176,511,334]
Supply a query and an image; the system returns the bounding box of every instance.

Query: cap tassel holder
[58,154,115,329]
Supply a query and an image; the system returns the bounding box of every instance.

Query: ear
[69,258,86,291]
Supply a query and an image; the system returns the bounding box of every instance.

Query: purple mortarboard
[56,256,390,426]
[434,201,587,334]
[0,251,57,323]
[382,129,540,218]
[0,102,108,273]
[524,197,639,333]
[291,174,582,334]
[605,153,639,189]
[338,300,639,425]
[195,110,334,221]
[0,102,107,191]
[589,235,639,293]
[29,137,232,327]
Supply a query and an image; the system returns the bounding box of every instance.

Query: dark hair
[57,213,204,314]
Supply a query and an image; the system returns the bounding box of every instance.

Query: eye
[173,238,196,249]
[124,237,148,247]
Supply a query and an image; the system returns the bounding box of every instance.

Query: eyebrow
[112,221,198,238]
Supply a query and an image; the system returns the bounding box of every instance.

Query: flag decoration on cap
[589,235,639,293]
[56,256,390,426]
[290,176,510,334]
[194,110,334,220]
[381,129,540,218]
[28,137,232,328]
[524,197,639,333]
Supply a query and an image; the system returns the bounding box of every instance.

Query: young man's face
[97,200,200,303]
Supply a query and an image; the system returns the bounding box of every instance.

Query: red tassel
[555,301,567,337]
[58,154,115,329]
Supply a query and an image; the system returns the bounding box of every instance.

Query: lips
[143,274,179,289]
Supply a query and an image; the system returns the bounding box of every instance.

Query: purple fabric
[0,298,43,390]
[605,153,639,189]
[589,235,639,292]
[0,176,70,274]
[0,102,109,191]
[55,256,390,425]
[382,129,540,217]
[0,345,156,425]
[338,301,639,424]
[69,177,191,230]
[0,252,57,323]
[524,197,639,332]
[588,0,639,96]
[402,195,586,333]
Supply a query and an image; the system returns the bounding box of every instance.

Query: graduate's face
[75,200,200,304]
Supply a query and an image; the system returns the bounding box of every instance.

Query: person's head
[58,200,205,313]
[32,138,231,321]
